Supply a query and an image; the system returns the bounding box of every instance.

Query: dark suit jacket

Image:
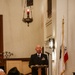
[29,53,48,75]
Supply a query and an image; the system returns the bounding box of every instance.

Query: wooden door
[0,15,3,59]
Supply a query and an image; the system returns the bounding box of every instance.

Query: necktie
[38,54,41,58]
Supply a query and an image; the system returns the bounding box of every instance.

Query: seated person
[7,67,23,75]
[0,69,6,75]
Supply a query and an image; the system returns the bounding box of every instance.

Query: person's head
[7,67,20,75]
[35,45,42,54]
[0,69,6,75]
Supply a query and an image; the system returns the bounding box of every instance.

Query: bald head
[35,45,42,54]
[0,69,6,75]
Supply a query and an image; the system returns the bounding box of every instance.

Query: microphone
[45,51,50,55]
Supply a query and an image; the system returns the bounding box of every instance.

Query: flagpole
[61,18,65,75]
[62,18,64,48]
[62,18,64,59]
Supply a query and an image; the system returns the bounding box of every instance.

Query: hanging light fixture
[22,0,33,27]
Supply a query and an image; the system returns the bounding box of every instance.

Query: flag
[59,19,68,75]
[59,46,65,75]
[64,47,68,63]
[59,46,68,75]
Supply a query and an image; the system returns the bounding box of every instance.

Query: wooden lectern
[30,65,48,75]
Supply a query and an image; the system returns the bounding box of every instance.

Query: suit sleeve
[45,55,48,65]
[29,55,34,67]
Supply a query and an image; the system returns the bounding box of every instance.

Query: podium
[30,65,48,75]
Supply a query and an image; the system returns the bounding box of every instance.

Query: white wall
[0,0,44,58]
[66,0,75,75]
[54,0,75,75]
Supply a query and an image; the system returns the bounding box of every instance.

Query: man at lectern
[29,45,48,75]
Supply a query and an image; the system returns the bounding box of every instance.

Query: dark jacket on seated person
[7,67,23,75]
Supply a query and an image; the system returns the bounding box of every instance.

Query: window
[47,0,52,18]
[27,0,33,6]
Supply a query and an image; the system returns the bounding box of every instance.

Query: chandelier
[22,0,33,27]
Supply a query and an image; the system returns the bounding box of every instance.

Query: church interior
[0,0,75,75]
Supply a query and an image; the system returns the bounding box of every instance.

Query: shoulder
[42,53,47,57]
[31,53,37,57]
